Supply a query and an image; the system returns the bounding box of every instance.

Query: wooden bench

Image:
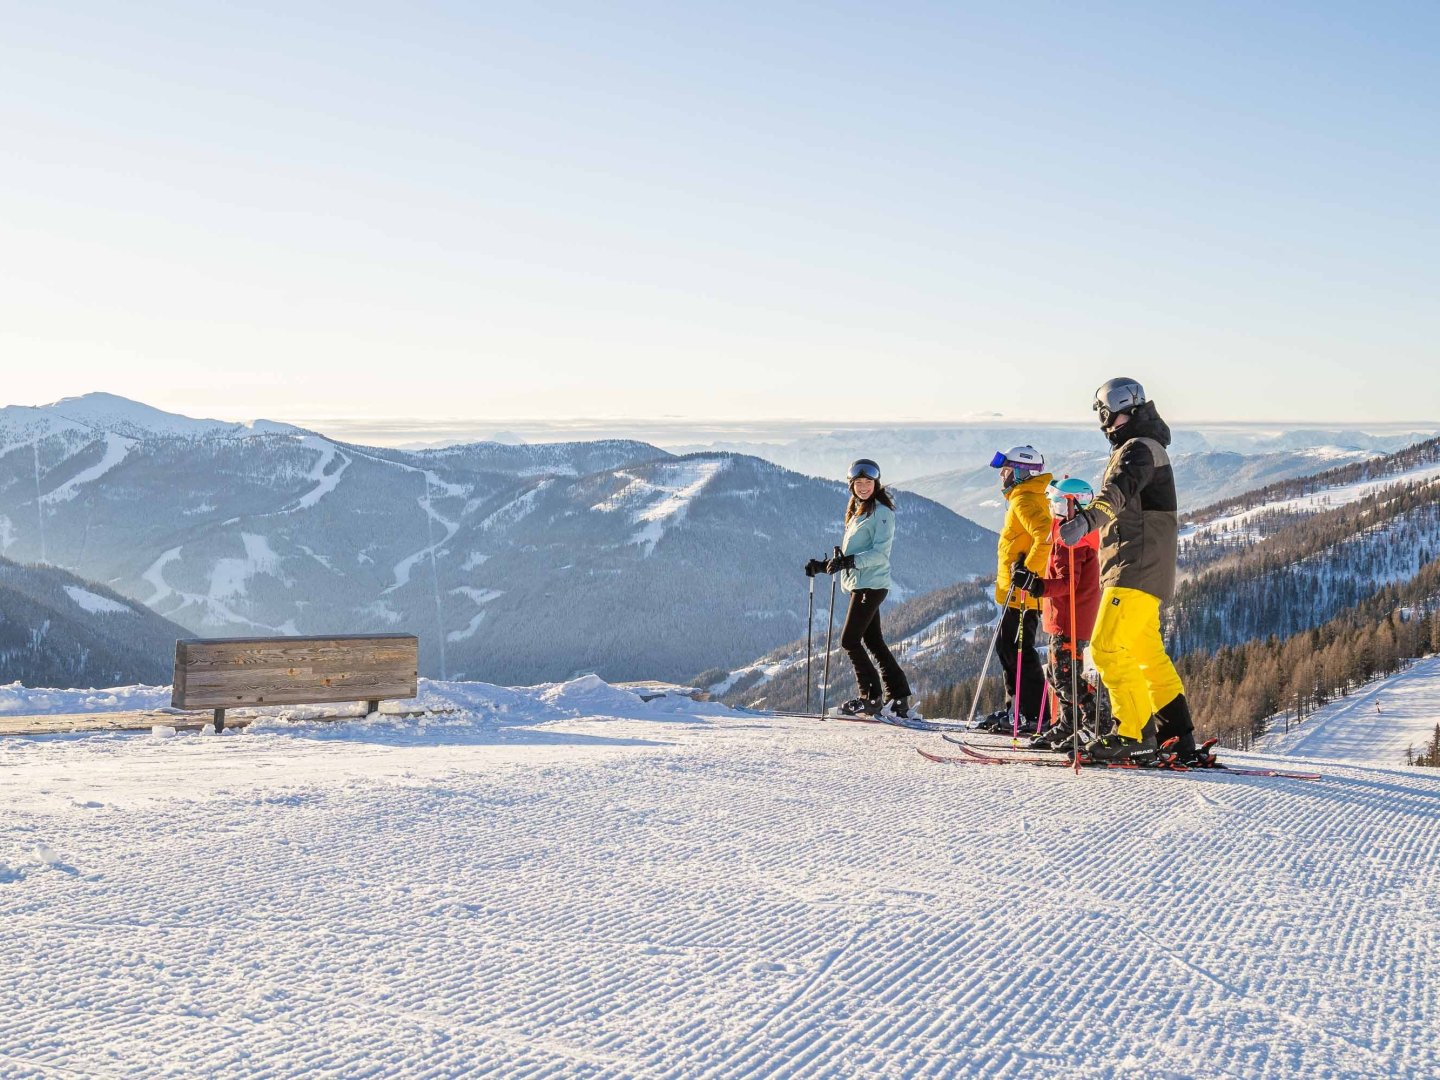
[172,634,419,732]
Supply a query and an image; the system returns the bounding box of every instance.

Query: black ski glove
[804,558,827,578]
[1059,507,1096,547]
[825,553,856,574]
[1011,561,1045,596]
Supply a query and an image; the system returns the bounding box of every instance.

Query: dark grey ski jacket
[1090,402,1179,603]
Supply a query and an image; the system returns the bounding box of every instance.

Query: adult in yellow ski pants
[1089,585,1185,741]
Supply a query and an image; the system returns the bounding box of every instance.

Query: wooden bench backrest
[172,634,419,710]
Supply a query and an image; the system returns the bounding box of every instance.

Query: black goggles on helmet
[1094,386,1140,427]
[848,461,881,481]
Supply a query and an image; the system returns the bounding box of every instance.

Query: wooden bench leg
[214,708,225,733]
[367,699,380,716]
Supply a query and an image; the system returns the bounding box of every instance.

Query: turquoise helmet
[1046,476,1094,517]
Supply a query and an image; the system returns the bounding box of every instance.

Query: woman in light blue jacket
[805,458,914,718]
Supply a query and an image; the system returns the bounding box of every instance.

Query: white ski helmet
[989,445,1045,473]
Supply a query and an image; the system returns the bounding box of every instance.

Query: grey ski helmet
[1093,378,1145,427]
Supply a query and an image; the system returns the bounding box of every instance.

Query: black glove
[1058,507,1096,547]
[804,558,827,578]
[825,553,856,574]
[1011,561,1045,596]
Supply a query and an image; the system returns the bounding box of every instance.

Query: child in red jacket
[1010,477,1101,750]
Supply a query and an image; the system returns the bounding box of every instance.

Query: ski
[943,730,1069,753]
[874,713,971,733]
[770,711,884,725]
[920,743,1322,780]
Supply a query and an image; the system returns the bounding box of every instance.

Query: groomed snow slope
[1258,654,1440,766]
[2,679,1437,1078]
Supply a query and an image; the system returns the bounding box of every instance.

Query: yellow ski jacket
[995,471,1054,611]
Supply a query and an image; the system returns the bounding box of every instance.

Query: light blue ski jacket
[839,503,896,593]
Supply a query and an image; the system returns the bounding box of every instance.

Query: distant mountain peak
[17,392,303,441]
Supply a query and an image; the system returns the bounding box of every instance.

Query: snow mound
[0,682,171,716]
[536,673,647,715]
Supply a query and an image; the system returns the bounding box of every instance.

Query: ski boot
[1078,729,1159,766]
[881,697,919,721]
[972,707,1012,733]
[1029,716,1076,751]
[836,696,881,718]
[1170,735,1219,769]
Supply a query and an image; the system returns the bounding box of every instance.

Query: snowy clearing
[2,675,1437,1078]
[61,586,133,616]
[1258,654,1440,766]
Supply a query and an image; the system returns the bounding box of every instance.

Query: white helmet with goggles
[988,445,1045,472]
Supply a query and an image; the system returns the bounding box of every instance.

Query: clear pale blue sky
[1,1,1436,424]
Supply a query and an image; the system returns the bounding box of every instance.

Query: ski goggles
[848,461,881,481]
[1095,403,1123,427]
[989,451,1039,471]
[1093,386,1141,427]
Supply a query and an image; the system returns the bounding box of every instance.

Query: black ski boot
[1079,728,1159,766]
[836,696,881,718]
[972,707,1011,733]
[1029,716,1075,751]
[1172,735,1219,768]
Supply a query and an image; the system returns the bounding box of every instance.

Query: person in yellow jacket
[1058,377,1204,766]
[973,445,1053,733]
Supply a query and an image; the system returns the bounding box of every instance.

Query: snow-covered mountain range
[0,395,994,685]
[675,423,1435,529]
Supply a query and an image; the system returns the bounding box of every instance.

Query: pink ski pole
[1011,599,1027,748]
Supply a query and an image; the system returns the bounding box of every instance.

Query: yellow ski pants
[1090,586,1185,740]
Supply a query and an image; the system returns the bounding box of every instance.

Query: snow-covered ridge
[1,392,301,443]
[1182,448,1440,546]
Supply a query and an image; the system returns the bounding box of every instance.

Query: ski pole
[820,546,840,717]
[967,581,1017,726]
[1012,600,1027,748]
[1069,541,1082,774]
[805,571,816,715]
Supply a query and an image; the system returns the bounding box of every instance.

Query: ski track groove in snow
[0,709,1436,1078]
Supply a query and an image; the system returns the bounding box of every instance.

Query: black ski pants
[996,606,1044,724]
[839,588,911,702]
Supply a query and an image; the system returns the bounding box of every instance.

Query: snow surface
[1258,654,1440,766]
[61,586,133,616]
[2,676,1437,1077]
